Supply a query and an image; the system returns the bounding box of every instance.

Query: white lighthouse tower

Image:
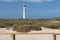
[23,0,26,19]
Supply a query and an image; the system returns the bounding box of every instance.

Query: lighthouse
[23,0,26,19]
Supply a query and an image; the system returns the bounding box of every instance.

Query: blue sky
[0,0,60,18]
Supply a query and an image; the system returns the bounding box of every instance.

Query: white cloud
[45,0,53,1]
[25,0,43,2]
[22,0,54,2]
[1,0,21,2]
[1,0,12,2]
[0,0,53,2]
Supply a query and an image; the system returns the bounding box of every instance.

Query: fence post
[12,34,15,40]
[53,34,56,40]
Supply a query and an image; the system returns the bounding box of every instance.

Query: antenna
[23,0,26,19]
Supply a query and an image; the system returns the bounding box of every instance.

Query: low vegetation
[0,17,60,32]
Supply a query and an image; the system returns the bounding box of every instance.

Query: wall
[0,34,12,40]
[0,34,60,40]
[16,34,53,40]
